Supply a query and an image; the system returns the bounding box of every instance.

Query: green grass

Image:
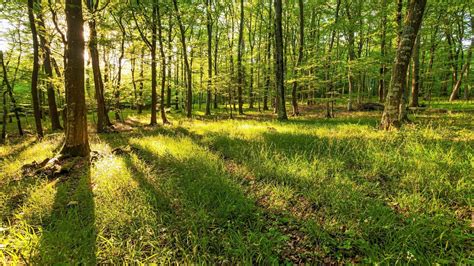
[1,107,473,264]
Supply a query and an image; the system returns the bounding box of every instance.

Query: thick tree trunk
[381,0,427,130]
[61,0,90,157]
[37,6,62,130]
[274,0,287,120]
[410,34,421,107]
[28,0,43,138]
[173,0,192,118]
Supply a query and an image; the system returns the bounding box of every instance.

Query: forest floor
[1,104,473,264]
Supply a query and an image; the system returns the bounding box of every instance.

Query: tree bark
[291,0,303,116]
[86,0,110,132]
[0,51,24,136]
[37,2,62,130]
[381,0,427,130]
[237,0,244,115]
[150,1,158,125]
[263,3,272,111]
[28,0,43,138]
[450,15,473,102]
[173,0,193,118]
[205,0,212,116]
[156,1,169,124]
[61,0,90,157]
[378,0,387,102]
[410,34,420,107]
[274,0,287,120]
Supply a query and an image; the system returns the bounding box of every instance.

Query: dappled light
[1,0,473,263]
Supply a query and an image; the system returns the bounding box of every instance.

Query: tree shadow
[33,161,96,264]
[180,128,470,263]
[98,133,284,263]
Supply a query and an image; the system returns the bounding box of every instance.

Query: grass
[1,104,473,264]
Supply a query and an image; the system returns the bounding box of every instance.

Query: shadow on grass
[33,161,96,264]
[97,132,283,263]
[185,129,470,263]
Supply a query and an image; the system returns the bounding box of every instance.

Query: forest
[0,0,473,263]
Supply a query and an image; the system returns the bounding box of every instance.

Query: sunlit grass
[1,109,472,263]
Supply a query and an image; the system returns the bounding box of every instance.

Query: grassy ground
[1,105,473,264]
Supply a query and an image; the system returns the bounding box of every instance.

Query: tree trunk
[237,0,244,115]
[410,34,421,107]
[138,47,144,114]
[381,0,427,130]
[86,0,109,132]
[37,4,62,130]
[0,51,24,136]
[450,16,473,102]
[114,16,126,122]
[173,0,192,118]
[167,13,173,109]
[274,0,287,120]
[156,1,169,124]
[28,0,43,138]
[378,0,387,102]
[291,0,303,116]
[150,1,158,125]
[345,2,356,111]
[263,4,273,111]
[61,0,90,157]
[205,0,212,116]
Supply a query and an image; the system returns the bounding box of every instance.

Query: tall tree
[450,14,473,102]
[61,0,90,157]
[86,0,110,132]
[205,0,212,116]
[274,0,287,120]
[291,0,304,116]
[378,0,388,102]
[132,0,158,125]
[37,0,62,130]
[27,0,43,138]
[156,1,169,124]
[237,0,244,115]
[173,0,193,118]
[381,0,427,130]
[410,33,421,107]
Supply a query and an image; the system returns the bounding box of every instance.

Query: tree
[173,0,193,118]
[86,0,110,132]
[132,0,159,125]
[274,0,287,120]
[155,1,169,124]
[237,0,244,115]
[60,0,90,157]
[450,14,473,102]
[410,33,421,107]
[291,0,304,116]
[27,0,43,138]
[37,0,62,130]
[205,0,212,116]
[381,0,427,130]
